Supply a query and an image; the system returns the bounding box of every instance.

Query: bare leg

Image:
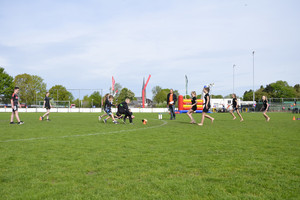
[187,110,195,123]
[204,113,214,123]
[15,111,21,122]
[198,112,205,126]
[230,111,236,120]
[101,113,108,118]
[237,110,244,122]
[110,114,116,121]
[10,112,15,122]
[263,111,270,122]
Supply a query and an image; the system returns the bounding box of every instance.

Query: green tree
[0,67,14,103]
[264,80,296,98]
[117,88,136,103]
[89,91,102,107]
[212,94,223,99]
[110,83,122,96]
[153,88,179,104]
[14,73,47,105]
[152,86,162,98]
[294,84,300,98]
[49,85,74,101]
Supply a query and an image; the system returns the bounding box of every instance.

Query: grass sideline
[0,112,299,199]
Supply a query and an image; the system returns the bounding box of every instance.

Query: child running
[261,95,270,122]
[187,91,197,124]
[99,93,109,121]
[116,98,135,124]
[230,93,244,122]
[10,87,24,125]
[103,95,118,124]
[198,86,214,126]
[40,92,52,121]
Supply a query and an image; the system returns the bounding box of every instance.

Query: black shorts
[46,107,51,110]
[233,107,238,111]
[262,107,268,112]
[192,106,197,112]
[203,106,210,113]
[12,105,18,112]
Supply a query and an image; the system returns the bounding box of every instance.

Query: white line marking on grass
[0,120,168,143]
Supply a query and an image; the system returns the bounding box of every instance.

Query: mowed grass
[0,112,299,200]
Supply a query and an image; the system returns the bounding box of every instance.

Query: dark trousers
[119,111,133,123]
[169,105,176,120]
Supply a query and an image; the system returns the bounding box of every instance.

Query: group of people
[98,94,135,124]
[9,86,271,125]
[166,86,271,126]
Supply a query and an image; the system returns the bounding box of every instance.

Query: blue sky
[0,0,299,98]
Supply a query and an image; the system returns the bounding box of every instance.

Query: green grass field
[0,112,299,200]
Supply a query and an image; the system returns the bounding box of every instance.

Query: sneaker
[103,119,107,124]
[113,121,119,124]
[46,119,51,121]
[18,121,24,125]
[98,116,102,121]
[10,122,15,124]
[130,122,134,125]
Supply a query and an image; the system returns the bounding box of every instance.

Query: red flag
[112,76,115,91]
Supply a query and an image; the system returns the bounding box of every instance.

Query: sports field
[0,112,299,199]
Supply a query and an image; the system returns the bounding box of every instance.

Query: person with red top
[167,89,177,120]
[10,87,24,125]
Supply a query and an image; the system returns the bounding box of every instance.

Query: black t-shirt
[204,93,210,108]
[11,93,19,105]
[232,98,237,108]
[45,96,50,107]
[105,99,112,110]
[263,100,268,109]
[191,97,197,110]
[118,101,129,113]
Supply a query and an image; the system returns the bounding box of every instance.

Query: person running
[230,93,244,122]
[167,89,177,120]
[198,86,214,126]
[261,95,270,122]
[103,95,118,124]
[99,93,110,121]
[116,98,134,124]
[187,91,197,124]
[10,87,24,125]
[40,92,52,121]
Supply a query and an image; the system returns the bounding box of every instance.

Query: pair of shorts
[45,107,51,110]
[203,106,210,113]
[191,106,197,112]
[12,105,18,112]
[105,109,112,116]
[232,107,238,111]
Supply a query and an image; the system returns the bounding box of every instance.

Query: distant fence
[256,98,299,112]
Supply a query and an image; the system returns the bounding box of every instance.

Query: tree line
[0,67,136,107]
[1,67,299,106]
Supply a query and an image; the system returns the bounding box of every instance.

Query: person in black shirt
[229,93,244,122]
[10,87,24,125]
[198,86,214,126]
[116,98,134,124]
[40,92,52,121]
[99,93,110,121]
[167,89,177,120]
[187,91,197,124]
[103,95,118,124]
[261,96,270,122]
